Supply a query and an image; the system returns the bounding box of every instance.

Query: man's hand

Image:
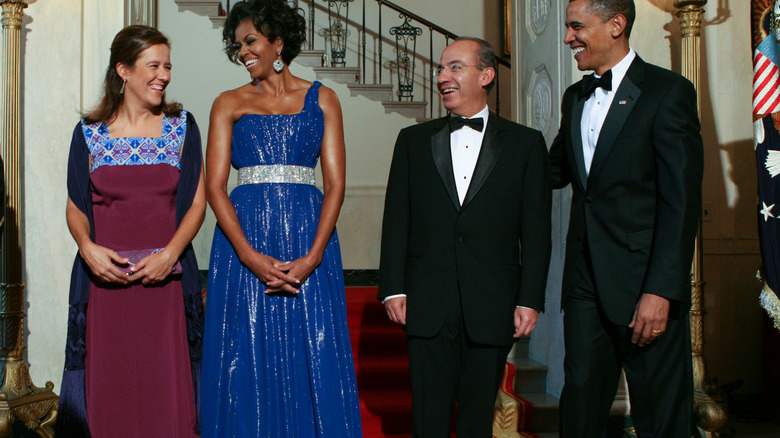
[513,307,539,338]
[628,293,670,347]
[384,296,407,325]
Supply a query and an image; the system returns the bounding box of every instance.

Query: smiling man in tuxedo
[378,37,552,437]
[549,0,703,436]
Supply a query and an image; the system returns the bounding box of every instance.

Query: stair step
[175,0,221,16]
[296,50,326,67]
[353,339,408,358]
[354,325,407,337]
[508,357,548,394]
[356,356,410,390]
[352,326,407,352]
[348,83,395,101]
[359,389,413,434]
[511,336,530,359]
[519,392,560,433]
[313,67,360,84]
[383,101,428,119]
[209,15,226,29]
[348,301,387,322]
[353,338,407,358]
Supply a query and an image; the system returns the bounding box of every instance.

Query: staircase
[507,341,560,438]
[174,0,510,121]
[176,0,431,121]
[346,286,561,437]
[347,286,411,437]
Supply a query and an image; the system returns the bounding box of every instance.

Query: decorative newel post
[0,1,58,436]
[674,1,727,437]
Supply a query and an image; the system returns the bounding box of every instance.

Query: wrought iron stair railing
[181,0,511,119]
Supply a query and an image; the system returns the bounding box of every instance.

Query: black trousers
[407,298,511,438]
[559,248,694,438]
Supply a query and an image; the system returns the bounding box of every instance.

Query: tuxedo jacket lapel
[570,97,588,190]
[431,121,461,210]
[461,114,505,209]
[588,58,644,183]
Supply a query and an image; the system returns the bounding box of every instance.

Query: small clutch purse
[115,248,183,275]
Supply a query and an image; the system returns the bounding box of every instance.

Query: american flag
[753,0,780,330]
[755,49,780,116]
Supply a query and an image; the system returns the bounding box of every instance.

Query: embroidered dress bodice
[81,111,187,173]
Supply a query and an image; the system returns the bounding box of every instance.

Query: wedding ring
[651,329,662,334]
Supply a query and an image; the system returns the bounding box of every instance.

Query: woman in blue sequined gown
[201,2,362,436]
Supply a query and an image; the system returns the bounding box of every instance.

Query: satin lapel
[461,114,505,210]
[587,59,644,184]
[570,95,588,190]
[431,121,461,210]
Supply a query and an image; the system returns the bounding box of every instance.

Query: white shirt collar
[469,105,490,122]
[597,48,636,92]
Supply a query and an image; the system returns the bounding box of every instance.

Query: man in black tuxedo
[379,38,552,437]
[549,1,703,436]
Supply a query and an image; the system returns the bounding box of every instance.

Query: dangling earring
[120,79,127,94]
[273,51,284,73]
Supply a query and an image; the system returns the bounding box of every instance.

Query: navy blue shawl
[56,112,204,437]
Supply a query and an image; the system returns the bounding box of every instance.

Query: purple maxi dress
[57,111,204,437]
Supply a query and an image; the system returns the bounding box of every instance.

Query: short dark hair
[572,0,635,38]
[454,37,498,93]
[223,0,307,65]
[84,25,181,124]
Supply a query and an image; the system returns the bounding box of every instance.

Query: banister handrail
[376,0,510,68]
[216,0,510,117]
[377,0,456,40]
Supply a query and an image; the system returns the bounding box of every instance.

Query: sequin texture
[237,164,316,186]
[201,82,362,437]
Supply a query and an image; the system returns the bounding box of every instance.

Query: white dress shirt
[581,49,636,175]
[451,105,489,204]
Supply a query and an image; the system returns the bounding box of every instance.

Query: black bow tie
[449,116,484,132]
[580,70,613,98]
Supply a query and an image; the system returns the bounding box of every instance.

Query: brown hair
[83,25,182,124]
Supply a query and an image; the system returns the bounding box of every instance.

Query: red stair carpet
[347,286,411,437]
[346,286,539,438]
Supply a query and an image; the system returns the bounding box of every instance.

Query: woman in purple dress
[56,25,206,437]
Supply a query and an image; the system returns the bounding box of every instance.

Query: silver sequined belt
[237,164,316,186]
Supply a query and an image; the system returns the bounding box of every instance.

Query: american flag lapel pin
[618,99,628,105]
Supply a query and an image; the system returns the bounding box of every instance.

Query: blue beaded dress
[201,82,362,437]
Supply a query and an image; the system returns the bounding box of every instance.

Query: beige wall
[698,3,760,395]
[21,0,124,395]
